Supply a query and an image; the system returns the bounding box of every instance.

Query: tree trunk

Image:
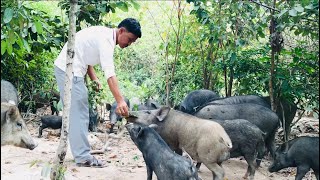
[228,67,234,97]
[223,63,228,97]
[269,0,276,112]
[203,42,214,89]
[165,0,184,106]
[269,50,276,111]
[50,0,77,179]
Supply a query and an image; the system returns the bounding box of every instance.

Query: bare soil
[1,114,318,180]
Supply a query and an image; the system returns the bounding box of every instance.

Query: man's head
[117,18,142,48]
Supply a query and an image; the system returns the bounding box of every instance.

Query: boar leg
[204,162,225,180]
[314,170,319,180]
[196,162,202,171]
[38,124,47,138]
[243,154,256,180]
[146,164,153,180]
[265,129,277,158]
[295,165,310,180]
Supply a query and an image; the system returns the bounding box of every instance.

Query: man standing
[54,18,141,167]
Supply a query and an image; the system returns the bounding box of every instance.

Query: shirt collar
[113,28,116,46]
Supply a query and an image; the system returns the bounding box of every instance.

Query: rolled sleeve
[103,64,116,79]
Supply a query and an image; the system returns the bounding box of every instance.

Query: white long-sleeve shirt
[54,26,116,79]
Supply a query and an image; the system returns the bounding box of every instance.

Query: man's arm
[87,65,102,91]
[87,65,98,81]
[107,75,129,117]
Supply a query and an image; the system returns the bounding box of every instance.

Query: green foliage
[275,0,319,39]
[1,1,67,56]
[58,0,139,30]
[281,47,319,110]
[1,0,67,111]
[230,46,271,95]
[87,80,103,110]
[183,0,318,113]
[1,1,318,116]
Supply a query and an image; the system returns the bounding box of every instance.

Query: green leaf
[8,31,16,45]
[31,24,37,33]
[294,29,301,35]
[57,100,63,111]
[7,40,13,55]
[288,9,297,16]
[4,8,14,23]
[313,113,318,119]
[305,4,314,10]
[133,155,139,161]
[1,41,7,55]
[15,32,24,49]
[130,0,140,10]
[277,9,287,18]
[111,7,115,13]
[29,160,38,167]
[117,2,128,12]
[230,52,237,64]
[34,21,43,34]
[294,4,304,13]
[194,5,200,10]
[23,39,31,53]
[258,29,265,38]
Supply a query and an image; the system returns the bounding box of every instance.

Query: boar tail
[219,136,232,150]
[256,139,266,167]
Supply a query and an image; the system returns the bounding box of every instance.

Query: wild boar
[1,102,37,150]
[126,106,232,180]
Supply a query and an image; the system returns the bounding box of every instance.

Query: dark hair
[118,18,142,38]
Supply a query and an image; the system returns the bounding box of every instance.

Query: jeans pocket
[73,76,84,84]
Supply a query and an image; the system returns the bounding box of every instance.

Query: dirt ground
[1,114,318,180]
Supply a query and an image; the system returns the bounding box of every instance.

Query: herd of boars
[1,80,318,180]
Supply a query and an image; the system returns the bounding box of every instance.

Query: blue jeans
[54,66,92,163]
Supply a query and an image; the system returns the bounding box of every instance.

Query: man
[54,18,141,167]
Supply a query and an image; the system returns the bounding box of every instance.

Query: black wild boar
[126,123,199,180]
[269,136,319,180]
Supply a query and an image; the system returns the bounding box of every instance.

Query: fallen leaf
[109,154,117,158]
[71,168,79,172]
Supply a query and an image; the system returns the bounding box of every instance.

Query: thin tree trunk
[203,42,214,89]
[269,0,276,112]
[228,68,234,97]
[228,16,239,97]
[50,0,77,179]
[224,64,228,97]
[166,0,184,106]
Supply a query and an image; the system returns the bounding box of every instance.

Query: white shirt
[54,26,116,79]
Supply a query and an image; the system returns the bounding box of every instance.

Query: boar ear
[137,126,144,137]
[105,103,112,111]
[180,105,186,112]
[128,111,138,118]
[150,103,158,109]
[156,106,171,122]
[6,105,18,122]
[149,124,159,130]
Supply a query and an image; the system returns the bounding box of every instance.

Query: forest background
[1,0,319,117]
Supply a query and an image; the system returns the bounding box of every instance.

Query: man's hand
[115,100,129,117]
